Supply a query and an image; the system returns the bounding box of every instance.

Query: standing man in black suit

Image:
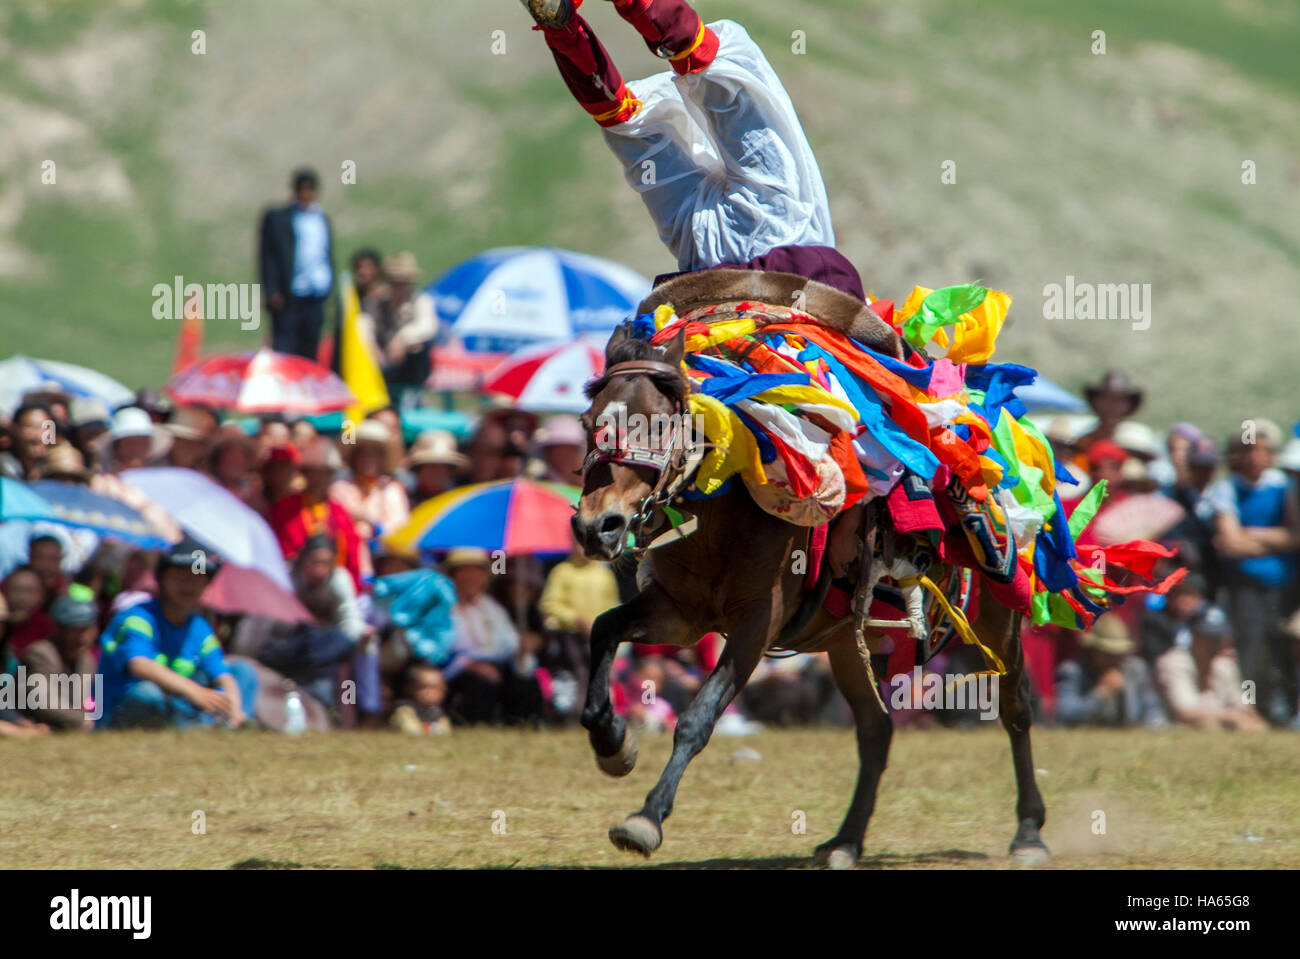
[259,168,335,359]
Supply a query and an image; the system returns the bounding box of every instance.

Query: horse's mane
[584,322,687,403]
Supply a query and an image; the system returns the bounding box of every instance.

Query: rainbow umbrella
[384,479,580,557]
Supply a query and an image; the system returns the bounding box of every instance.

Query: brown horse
[572,269,1049,868]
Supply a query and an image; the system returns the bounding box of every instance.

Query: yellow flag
[341,279,390,424]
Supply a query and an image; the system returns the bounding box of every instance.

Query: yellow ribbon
[898,573,1007,677]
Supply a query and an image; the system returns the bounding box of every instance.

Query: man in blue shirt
[259,168,334,359]
[99,538,257,729]
[1207,420,1300,725]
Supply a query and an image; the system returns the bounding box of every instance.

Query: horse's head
[572,323,688,560]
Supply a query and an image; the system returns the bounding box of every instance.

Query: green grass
[1,727,1296,869]
[0,0,1297,435]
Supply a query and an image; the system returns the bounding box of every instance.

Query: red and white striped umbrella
[482,341,605,414]
[166,349,356,414]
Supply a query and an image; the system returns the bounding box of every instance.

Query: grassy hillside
[1,0,1298,437]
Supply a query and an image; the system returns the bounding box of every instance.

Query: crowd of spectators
[3,174,1297,739]
[2,361,1296,740]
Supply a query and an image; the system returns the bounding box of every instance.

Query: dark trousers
[448,665,544,726]
[1226,582,1298,723]
[271,295,327,359]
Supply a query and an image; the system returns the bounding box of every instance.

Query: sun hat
[300,437,343,472]
[441,547,492,571]
[69,398,111,429]
[382,251,421,284]
[1080,615,1134,656]
[107,406,172,460]
[163,406,215,442]
[1083,370,1143,417]
[41,444,90,481]
[407,429,468,468]
[534,414,586,449]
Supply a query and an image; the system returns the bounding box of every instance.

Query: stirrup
[521,0,577,30]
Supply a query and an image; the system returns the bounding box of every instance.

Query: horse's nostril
[598,514,626,536]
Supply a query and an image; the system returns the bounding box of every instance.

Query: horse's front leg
[580,585,695,777]
[608,602,775,857]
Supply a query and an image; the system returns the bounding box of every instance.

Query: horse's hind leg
[608,603,774,857]
[977,602,1050,864]
[813,631,893,869]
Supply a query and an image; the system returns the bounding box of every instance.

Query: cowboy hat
[407,429,468,468]
[1083,370,1143,417]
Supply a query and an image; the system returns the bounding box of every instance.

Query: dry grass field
[2,726,1297,869]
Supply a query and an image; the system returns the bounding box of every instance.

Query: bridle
[580,359,707,553]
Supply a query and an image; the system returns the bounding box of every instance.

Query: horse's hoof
[1009,842,1051,866]
[594,727,638,778]
[609,815,661,857]
[813,841,859,870]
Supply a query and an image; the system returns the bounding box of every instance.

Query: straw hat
[383,251,421,284]
[69,398,111,429]
[1080,615,1135,656]
[1113,421,1161,461]
[345,419,398,472]
[407,429,467,468]
[41,443,90,482]
[163,406,215,442]
[442,547,492,571]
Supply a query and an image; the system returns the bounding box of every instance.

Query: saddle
[639,268,904,358]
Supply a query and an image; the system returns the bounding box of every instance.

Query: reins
[580,359,707,556]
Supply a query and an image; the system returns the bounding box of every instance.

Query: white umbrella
[0,355,135,417]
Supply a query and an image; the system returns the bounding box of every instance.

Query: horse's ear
[658,324,686,369]
[605,323,632,364]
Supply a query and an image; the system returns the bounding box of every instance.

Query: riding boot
[532,7,641,126]
[608,0,719,74]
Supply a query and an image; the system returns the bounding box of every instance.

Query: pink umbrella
[427,339,507,392]
[205,565,312,623]
[166,348,356,414]
[481,341,605,414]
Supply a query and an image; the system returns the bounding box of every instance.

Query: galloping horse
[571,269,1050,868]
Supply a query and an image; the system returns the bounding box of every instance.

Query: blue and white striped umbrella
[0,355,136,418]
[427,246,651,353]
